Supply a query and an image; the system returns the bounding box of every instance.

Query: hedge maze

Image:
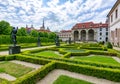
[0,43,120,84]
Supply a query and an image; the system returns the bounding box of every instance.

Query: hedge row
[24,54,120,69]
[14,61,56,84]
[16,54,51,65]
[55,61,120,82]
[0,35,55,44]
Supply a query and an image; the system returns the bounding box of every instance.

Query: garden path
[37,69,120,84]
[0,45,55,55]
[0,73,16,81]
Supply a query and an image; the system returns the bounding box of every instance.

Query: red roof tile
[72,22,108,30]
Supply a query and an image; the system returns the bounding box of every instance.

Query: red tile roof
[72,22,108,30]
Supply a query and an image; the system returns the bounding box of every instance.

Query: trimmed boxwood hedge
[24,54,120,69]
[55,61,120,82]
[13,61,56,84]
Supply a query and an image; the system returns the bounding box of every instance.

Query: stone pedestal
[9,46,21,54]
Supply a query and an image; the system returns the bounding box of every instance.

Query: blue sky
[0,0,117,31]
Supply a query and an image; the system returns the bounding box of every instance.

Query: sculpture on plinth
[68,37,71,44]
[9,27,21,54]
[55,35,60,46]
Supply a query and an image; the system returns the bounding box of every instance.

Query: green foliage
[53,75,92,84]
[30,30,38,37]
[0,20,11,35]
[14,61,55,84]
[55,61,120,82]
[106,42,113,49]
[17,27,27,36]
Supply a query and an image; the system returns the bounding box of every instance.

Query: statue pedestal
[9,46,21,54]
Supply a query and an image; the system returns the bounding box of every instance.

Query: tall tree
[0,20,11,34]
[30,30,38,37]
[17,27,27,36]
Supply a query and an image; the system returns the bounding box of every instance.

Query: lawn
[72,55,120,65]
[53,75,92,84]
[0,61,34,78]
[64,48,86,53]
[33,50,62,57]
[0,78,10,84]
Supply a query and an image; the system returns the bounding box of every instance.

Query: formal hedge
[55,61,120,82]
[16,54,51,65]
[24,54,120,69]
[0,35,55,44]
[14,61,56,84]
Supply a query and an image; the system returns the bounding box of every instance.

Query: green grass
[33,50,62,57]
[65,49,86,53]
[0,61,34,78]
[0,78,11,84]
[72,55,120,65]
[53,75,92,84]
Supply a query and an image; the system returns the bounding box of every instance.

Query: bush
[106,42,113,49]
[55,61,120,82]
[14,61,56,84]
[16,54,51,65]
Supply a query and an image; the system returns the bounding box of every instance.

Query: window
[115,9,118,19]
[106,28,108,31]
[100,28,102,31]
[111,15,113,22]
[100,38,102,40]
[100,32,102,36]
[106,32,108,36]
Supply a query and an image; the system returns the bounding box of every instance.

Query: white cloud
[0,0,117,31]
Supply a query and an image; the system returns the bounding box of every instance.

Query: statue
[68,37,71,44]
[55,35,60,46]
[11,27,18,46]
[37,33,41,47]
[9,26,20,54]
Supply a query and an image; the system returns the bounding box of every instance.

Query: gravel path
[0,45,55,55]
[10,60,42,69]
[37,69,120,84]
[112,57,120,63]
[0,73,16,81]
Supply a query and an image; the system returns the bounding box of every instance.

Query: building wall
[108,1,120,46]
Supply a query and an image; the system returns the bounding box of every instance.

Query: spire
[31,24,33,28]
[26,24,28,28]
[42,19,45,29]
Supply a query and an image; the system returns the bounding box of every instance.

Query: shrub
[106,42,113,49]
[55,61,120,82]
[14,61,56,84]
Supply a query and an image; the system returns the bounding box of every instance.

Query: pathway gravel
[37,69,120,84]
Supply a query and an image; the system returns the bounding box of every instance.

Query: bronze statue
[11,27,18,46]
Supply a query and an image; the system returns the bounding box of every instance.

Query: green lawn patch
[0,61,34,78]
[53,75,92,84]
[0,78,11,84]
[72,55,120,65]
[33,50,62,57]
[65,49,86,53]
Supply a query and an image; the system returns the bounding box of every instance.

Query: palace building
[107,0,120,46]
[72,22,108,42]
[57,22,108,42]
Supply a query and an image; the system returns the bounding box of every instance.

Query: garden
[0,43,120,84]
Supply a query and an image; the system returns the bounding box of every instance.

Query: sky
[0,0,117,31]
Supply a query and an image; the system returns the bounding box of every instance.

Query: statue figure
[68,37,71,44]
[11,27,18,46]
[55,35,60,46]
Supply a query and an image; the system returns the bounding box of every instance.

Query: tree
[30,30,38,37]
[48,32,56,39]
[0,20,11,34]
[17,27,27,36]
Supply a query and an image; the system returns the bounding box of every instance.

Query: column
[86,30,88,41]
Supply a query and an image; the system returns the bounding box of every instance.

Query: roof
[72,22,108,30]
[107,0,120,17]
